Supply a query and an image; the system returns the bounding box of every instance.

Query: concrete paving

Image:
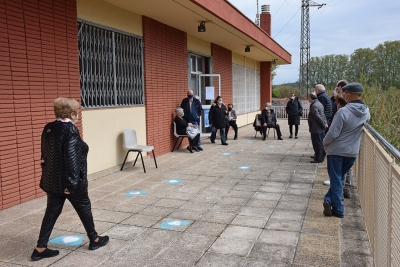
[0,122,373,267]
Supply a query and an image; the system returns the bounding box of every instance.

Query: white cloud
[228,0,400,84]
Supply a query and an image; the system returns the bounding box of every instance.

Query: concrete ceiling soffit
[103,0,291,64]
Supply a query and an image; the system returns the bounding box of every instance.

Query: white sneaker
[323,180,330,186]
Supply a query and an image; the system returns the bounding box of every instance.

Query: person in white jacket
[322,82,370,218]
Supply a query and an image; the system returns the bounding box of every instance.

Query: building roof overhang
[103,0,291,65]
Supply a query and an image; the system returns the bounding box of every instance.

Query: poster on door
[205,86,214,100]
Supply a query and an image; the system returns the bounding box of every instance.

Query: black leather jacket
[40,121,88,194]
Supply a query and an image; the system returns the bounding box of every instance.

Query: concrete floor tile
[220,225,262,240]
[95,210,132,223]
[341,238,372,255]
[180,201,213,212]
[9,248,71,267]
[279,194,310,203]
[186,221,227,236]
[113,202,148,213]
[258,229,300,246]
[293,246,340,267]
[245,199,278,209]
[231,215,267,229]
[252,192,282,201]
[302,221,339,236]
[248,242,295,264]
[120,214,163,227]
[299,233,339,251]
[216,196,249,206]
[209,204,243,213]
[133,228,180,245]
[225,190,255,199]
[275,200,308,212]
[149,247,203,266]
[271,210,305,221]
[71,220,115,236]
[170,232,217,251]
[51,251,109,266]
[239,206,273,218]
[265,218,303,232]
[169,209,205,221]
[244,257,291,267]
[341,252,374,267]
[198,211,236,224]
[209,237,254,257]
[138,206,176,217]
[103,224,146,240]
[195,252,245,267]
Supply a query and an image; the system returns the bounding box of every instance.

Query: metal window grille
[77,21,144,108]
[232,64,260,114]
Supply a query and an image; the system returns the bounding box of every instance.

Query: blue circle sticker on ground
[167,179,182,185]
[49,235,83,246]
[222,152,232,156]
[246,140,254,144]
[238,166,250,170]
[126,190,147,196]
[267,146,276,148]
[160,220,190,229]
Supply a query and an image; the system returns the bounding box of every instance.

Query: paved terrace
[0,123,373,267]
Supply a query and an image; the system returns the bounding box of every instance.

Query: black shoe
[211,140,215,143]
[234,135,237,140]
[197,147,203,151]
[89,236,109,250]
[186,146,193,153]
[323,200,332,216]
[289,134,293,138]
[278,137,283,140]
[295,136,298,139]
[262,137,266,141]
[332,212,344,218]
[311,155,316,158]
[310,160,322,163]
[222,143,228,146]
[192,147,199,152]
[31,248,59,261]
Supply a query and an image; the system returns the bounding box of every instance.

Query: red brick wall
[260,62,272,108]
[142,17,188,155]
[0,0,80,210]
[211,44,232,104]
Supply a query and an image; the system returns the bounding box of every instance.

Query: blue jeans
[324,155,356,216]
[191,120,201,147]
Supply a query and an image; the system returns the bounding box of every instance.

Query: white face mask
[290,96,295,100]
[73,114,79,124]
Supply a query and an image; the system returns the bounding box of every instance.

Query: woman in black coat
[261,102,283,140]
[209,96,228,145]
[285,93,303,139]
[174,107,200,153]
[31,98,108,261]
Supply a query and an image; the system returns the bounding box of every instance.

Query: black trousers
[225,120,238,138]
[37,191,97,247]
[310,132,325,162]
[189,133,200,147]
[289,125,299,136]
[210,127,227,144]
[262,124,282,138]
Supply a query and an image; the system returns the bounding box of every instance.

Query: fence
[273,106,309,120]
[354,123,400,267]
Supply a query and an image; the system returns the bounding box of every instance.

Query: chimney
[260,5,271,36]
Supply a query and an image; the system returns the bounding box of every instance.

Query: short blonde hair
[53,98,79,118]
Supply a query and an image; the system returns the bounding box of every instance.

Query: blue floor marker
[267,146,276,148]
[49,235,83,246]
[246,140,254,144]
[238,166,250,170]
[167,179,182,185]
[222,152,232,156]
[160,220,190,229]
[126,190,147,196]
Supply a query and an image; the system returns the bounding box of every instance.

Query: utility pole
[255,0,260,26]
[299,0,325,97]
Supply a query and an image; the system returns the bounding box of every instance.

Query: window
[232,64,260,114]
[77,21,144,108]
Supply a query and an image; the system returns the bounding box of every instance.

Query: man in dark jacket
[286,93,303,138]
[181,90,203,150]
[209,96,228,145]
[308,93,327,163]
[261,102,283,140]
[315,84,332,128]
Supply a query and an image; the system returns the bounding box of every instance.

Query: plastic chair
[266,127,276,139]
[120,129,157,173]
[172,121,188,152]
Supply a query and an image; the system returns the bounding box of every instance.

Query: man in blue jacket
[180,90,203,150]
[322,82,370,218]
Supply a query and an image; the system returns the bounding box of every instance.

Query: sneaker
[89,236,109,250]
[31,248,59,261]
[323,200,332,216]
[323,180,330,186]
[197,147,203,151]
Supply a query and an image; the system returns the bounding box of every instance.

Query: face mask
[265,107,269,110]
[228,107,232,111]
[290,96,295,100]
[73,115,79,124]
[181,113,184,117]
[218,101,222,104]
[188,94,193,99]
[344,93,349,103]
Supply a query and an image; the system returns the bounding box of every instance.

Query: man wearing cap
[322,82,370,218]
[308,92,327,163]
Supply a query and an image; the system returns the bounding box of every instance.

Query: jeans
[36,192,98,247]
[191,121,201,147]
[324,155,356,216]
[210,127,227,144]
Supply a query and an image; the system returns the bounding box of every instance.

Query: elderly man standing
[181,90,203,150]
[308,93,327,163]
[315,84,332,128]
[322,82,370,218]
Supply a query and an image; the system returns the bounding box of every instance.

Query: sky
[228,0,400,85]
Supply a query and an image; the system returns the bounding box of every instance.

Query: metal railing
[353,123,400,267]
[272,106,309,120]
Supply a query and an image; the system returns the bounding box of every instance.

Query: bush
[272,87,280,98]
[275,85,300,99]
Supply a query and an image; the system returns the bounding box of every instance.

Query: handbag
[186,125,199,139]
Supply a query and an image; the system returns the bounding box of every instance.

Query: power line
[273,0,291,19]
[281,8,319,45]
[273,7,301,39]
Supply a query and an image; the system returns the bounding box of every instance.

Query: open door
[198,74,221,134]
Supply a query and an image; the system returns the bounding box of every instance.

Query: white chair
[172,121,188,152]
[120,129,157,173]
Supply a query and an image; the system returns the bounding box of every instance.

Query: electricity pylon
[299,0,325,97]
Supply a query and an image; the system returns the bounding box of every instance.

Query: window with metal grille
[77,21,144,108]
[232,64,260,114]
